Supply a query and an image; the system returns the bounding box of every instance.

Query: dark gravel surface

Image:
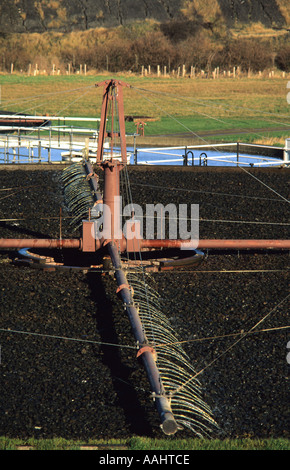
[0,165,289,440]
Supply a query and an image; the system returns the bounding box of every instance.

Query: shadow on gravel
[0,221,50,239]
[86,272,153,436]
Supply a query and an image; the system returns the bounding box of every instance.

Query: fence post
[38,139,41,163]
[134,148,138,165]
[183,146,188,166]
[69,128,73,161]
[5,136,8,163]
[48,128,51,162]
[18,128,20,161]
[284,138,290,162]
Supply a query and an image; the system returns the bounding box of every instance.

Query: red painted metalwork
[1,237,289,251]
[140,239,290,250]
[101,160,124,250]
[0,238,80,249]
[95,79,130,165]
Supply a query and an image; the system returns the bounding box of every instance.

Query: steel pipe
[140,239,290,250]
[107,241,178,435]
[83,159,103,203]
[0,238,81,249]
[1,237,289,251]
[1,238,289,251]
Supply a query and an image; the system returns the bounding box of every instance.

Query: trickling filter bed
[0,165,289,440]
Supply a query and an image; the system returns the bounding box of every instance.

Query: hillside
[0,0,289,34]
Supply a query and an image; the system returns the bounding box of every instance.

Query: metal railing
[133,142,289,167]
[0,121,289,168]
[0,124,100,164]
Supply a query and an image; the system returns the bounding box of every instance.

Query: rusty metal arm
[140,239,290,250]
[107,241,178,435]
[83,159,102,203]
[0,237,289,251]
[0,239,81,249]
[95,79,130,165]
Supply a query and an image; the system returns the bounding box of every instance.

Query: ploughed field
[0,165,289,440]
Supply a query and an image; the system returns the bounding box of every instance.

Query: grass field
[0,436,289,450]
[1,73,290,146]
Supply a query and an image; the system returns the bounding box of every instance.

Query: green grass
[0,436,289,450]
[129,437,290,450]
[0,74,289,145]
[0,436,127,450]
[125,115,290,136]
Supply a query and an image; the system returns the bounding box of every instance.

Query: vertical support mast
[96,79,130,165]
[94,79,178,434]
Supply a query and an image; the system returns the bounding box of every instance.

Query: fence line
[4,63,290,80]
[133,141,290,167]
[0,121,289,167]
